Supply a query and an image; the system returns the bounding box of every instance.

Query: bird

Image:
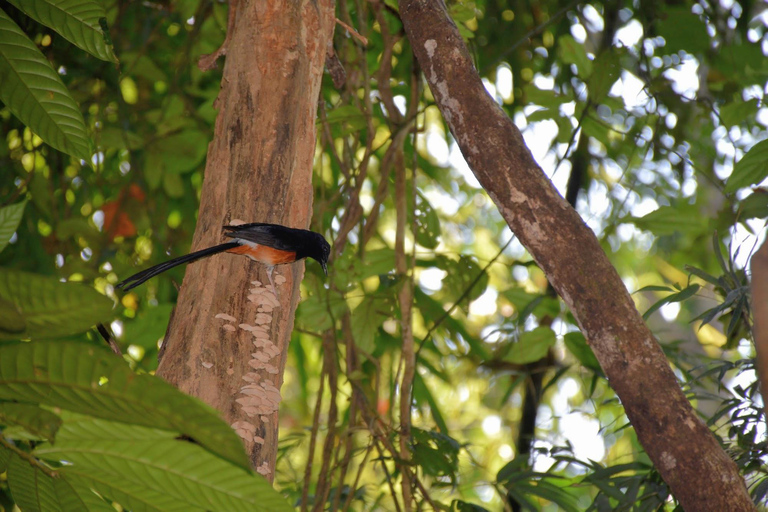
[116,222,330,293]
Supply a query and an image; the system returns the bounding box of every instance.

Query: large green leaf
[0,402,62,441]
[0,199,26,254]
[6,447,63,512]
[0,341,251,472]
[724,138,768,193]
[630,205,706,236]
[35,417,293,512]
[0,9,91,160]
[506,326,556,364]
[0,268,114,340]
[3,444,114,512]
[6,0,116,62]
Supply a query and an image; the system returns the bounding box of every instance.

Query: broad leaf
[0,268,114,340]
[630,206,706,236]
[35,417,292,512]
[0,341,251,471]
[6,448,62,512]
[6,0,117,62]
[506,326,556,364]
[0,9,91,160]
[563,332,602,373]
[350,295,390,353]
[558,35,591,77]
[0,199,26,253]
[0,402,62,441]
[725,138,768,193]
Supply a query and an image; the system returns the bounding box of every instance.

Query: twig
[0,435,58,477]
[336,17,368,46]
[97,323,122,356]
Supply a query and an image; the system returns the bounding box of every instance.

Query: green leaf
[656,7,709,55]
[147,130,209,175]
[0,268,114,340]
[295,293,347,333]
[356,248,396,280]
[413,193,440,249]
[350,295,390,353]
[0,199,26,254]
[35,417,292,512]
[737,190,768,221]
[563,332,601,373]
[557,35,591,77]
[588,49,622,102]
[414,288,489,359]
[411,427,460,480]
[522,85,571,108]
[162,171,185,198]
[413,373,449,434]
[442,255,488,304]
[0,296,25,333]
[506,326,556,364]
[0,9,91,160]
[6,447,63,512]
[643,284,700,320]
[122,303,174,348]
[324,105,367,136]
[0,402,62,441]
[6,0,117,62]
[720,98,758,128]
[724,138,768,193]
[0,341,252,472]
[449,1,476,22]
[630,205,706,236]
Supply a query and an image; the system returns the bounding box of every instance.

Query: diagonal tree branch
[397,0,754,509]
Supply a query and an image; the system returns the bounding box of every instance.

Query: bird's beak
[321,262,328,276]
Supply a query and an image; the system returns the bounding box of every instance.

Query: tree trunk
[398,0,754,509]
[156,0,335,479]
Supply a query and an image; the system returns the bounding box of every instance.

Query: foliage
[1,0,767,511]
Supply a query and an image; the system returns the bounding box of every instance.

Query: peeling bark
[156,0,335,478]
[398,0,754,509]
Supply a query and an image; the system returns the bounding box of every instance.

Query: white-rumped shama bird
[116,223,330,292]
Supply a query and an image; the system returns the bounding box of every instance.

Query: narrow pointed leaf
[0,341,251,471]
[0,9,91,159]
[6,0,117,62]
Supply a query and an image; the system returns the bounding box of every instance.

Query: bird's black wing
[223,223,313,252]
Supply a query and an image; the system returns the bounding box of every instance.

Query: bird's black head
[306,232,331,276]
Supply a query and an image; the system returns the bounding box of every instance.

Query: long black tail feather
[116,242,240,291]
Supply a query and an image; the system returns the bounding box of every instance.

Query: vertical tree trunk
[398,0,754,510]
[156,0,335,479]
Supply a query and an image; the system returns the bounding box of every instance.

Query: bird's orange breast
[227,244,297,265]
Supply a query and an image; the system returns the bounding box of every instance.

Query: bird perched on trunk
[116,222,330,293]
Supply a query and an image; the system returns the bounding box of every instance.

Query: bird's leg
[266,265,278,301]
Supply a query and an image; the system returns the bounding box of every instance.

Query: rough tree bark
[155,0,335,479]
[751,236,768,426]
[398,0,754,510]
